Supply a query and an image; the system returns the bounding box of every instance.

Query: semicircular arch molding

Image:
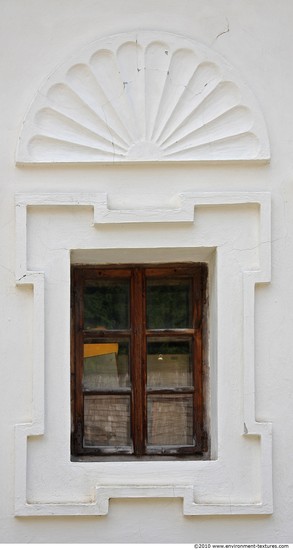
[16,31,270,164]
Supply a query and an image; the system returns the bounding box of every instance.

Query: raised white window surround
[15,191,272,516]
[16,31,270,164]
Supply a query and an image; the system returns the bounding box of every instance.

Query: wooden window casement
[71,263,208,460]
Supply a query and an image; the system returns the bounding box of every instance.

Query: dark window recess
[71,264,208,459]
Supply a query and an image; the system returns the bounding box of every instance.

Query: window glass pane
[84,395,131,447]
[147,395,193,446]
[84,279,130,330]
[83,340,130,389]
[147,338,192,387]
[146,278,191,329]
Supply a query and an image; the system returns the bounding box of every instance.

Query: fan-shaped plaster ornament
[16,31,270,164]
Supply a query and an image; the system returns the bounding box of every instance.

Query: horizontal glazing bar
[147,387,194,394]
[84,330,131,339]
[83,388,132,395]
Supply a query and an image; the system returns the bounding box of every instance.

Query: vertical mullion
[131,268,145,456]
[193,266,206,452]
[73,269,85,454]
[194,328,203,451]
[70,267,76,453]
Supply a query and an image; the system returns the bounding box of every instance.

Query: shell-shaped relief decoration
[16,31,270,163]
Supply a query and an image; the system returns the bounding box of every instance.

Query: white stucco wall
[1,0,293,543]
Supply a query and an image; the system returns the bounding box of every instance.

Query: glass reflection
[84,279,130,330]
[146,279,191,329]
[83,340,130,389]
[147,395,193,445]
[147,339,192,388]
[84,395,131,447]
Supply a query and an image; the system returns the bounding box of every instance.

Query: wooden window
[71,264,208,459]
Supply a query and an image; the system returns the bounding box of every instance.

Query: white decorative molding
[16,31,270,164]
[15,192,272,516]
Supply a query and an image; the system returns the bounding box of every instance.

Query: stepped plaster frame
[14,191,272,516]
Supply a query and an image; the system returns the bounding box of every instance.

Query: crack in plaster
[215,18,230,40]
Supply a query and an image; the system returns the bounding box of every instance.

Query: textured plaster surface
[1,0,293,543]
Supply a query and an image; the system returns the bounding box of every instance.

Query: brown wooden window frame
[71,263,208,460]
